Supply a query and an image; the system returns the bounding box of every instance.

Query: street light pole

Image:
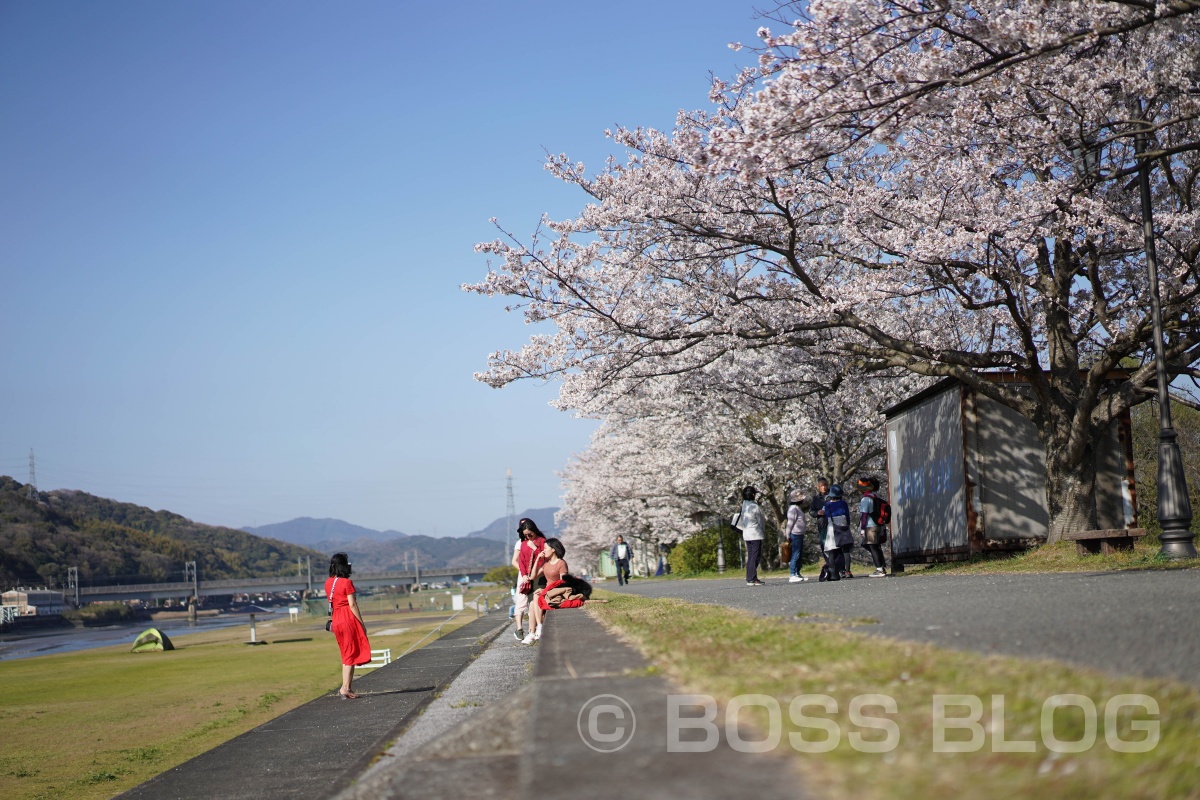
[1136,130,1197,559]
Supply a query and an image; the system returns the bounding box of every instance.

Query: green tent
[131,627,175,652]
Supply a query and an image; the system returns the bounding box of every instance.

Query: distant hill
[466,507,561,542]
[326,535,508,573]
[241,517,406,547]
[0,477,325,590]
[240,508,561,571]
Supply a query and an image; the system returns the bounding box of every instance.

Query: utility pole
[68,566,79,607]
[506,468,516,562]
[185,561,198,600]
[26,449,38,501]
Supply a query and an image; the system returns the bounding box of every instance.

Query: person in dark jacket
[820,485,854,581]
[808,476,830,529]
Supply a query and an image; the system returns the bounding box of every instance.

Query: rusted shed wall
[974,393,1049,540]
[885,386,968,559]
[886,379,1138,563]
[1095,421,1136,529]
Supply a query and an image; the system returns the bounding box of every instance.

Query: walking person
[610,535,633,586]
[786,490,809,582]
[511,518,547,641]
[325,553,371,699]
[857,476,889,577]
[737,485,767,586]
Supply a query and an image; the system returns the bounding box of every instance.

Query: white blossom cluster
[466,1,1200,544]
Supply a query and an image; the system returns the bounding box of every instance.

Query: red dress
[325,577,371,666]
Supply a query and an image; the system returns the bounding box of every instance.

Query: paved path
[342,610,805,800]
[607,570,1200,685]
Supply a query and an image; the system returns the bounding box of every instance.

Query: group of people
[739,475,889,586]
[321,518,599,699]
[511,517,598,645]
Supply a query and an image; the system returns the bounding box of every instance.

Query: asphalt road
[608,570,1200,686]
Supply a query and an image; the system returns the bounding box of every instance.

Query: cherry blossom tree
[552,357,906,559]
[468,1,1200,542]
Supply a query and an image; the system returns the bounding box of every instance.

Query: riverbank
[149,609,223,620]
[0,590,509,800]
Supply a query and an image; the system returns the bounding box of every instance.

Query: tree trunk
[1043,427,1100,544]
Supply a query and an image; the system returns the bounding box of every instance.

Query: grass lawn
[0,591,508,800]
[589,591,1200,800]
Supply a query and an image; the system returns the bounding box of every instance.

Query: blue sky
[0,1,759,535]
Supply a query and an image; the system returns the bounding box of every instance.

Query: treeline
[0,477,324,590]
[333,534,509,573]
[1132,401,1200,536]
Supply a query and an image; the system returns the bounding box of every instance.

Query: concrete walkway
[338,609,804,800]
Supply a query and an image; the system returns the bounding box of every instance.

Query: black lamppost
[1136,130,1197,559]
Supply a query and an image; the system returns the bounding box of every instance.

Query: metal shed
[882,377,1137,568]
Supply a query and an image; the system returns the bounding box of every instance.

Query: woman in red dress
[325,553,371,699]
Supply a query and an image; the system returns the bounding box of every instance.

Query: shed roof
[882,377,960,419]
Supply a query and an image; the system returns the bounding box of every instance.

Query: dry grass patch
[589,593,1200,800]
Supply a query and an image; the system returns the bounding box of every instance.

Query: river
[0,613,270,662]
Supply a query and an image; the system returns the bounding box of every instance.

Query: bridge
[77,567,496,603]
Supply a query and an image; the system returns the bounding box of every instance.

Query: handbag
[731,512,742,531]
[325,577,338,631]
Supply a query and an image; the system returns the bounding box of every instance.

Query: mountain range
[239,508,562,573]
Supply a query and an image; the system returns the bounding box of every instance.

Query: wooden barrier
[1061,528,1148,556]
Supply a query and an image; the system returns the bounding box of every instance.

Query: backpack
[818,562,840,582]
[870,495,892,527]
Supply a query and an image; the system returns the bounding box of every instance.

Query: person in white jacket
[737,485,766,586]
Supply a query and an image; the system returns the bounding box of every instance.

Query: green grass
[905,535,1200,576]
[0,593,508,800]
[589,592,1200,800]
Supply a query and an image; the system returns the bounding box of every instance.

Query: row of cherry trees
[469,1,1200,552]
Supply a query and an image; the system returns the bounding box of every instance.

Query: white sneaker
[521,632,538,644]
[789,575,807,583]
[868,569,887,578]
